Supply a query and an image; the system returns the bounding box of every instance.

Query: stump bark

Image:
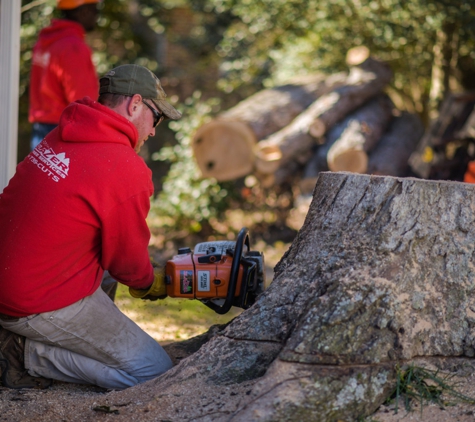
[78,172,475,421]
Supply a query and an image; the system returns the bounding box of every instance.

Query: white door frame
[0,0,21,193]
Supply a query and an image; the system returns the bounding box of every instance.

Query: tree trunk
[254,56,392,176]
[428,22,459,121]
[367,112,425,176]
[80,172,475,421]
[192,73,348,181]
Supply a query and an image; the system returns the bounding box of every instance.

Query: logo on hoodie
[29,142,70,183]
[32,51,50,68]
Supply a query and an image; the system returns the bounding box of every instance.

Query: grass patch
[385,364,475,414]
[115,283,241,343]
[114,239,290,344]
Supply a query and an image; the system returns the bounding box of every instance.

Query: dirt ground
[2,356,475,421]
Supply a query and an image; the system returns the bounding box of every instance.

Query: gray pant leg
[0,288,172,389]
[101,270,118,302]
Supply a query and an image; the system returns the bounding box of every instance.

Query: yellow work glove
[129,266,167,301]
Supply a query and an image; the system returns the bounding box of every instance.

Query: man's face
[134,100,163,153]
[77,4,99,32]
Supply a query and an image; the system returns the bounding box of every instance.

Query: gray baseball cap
[99,64,182,120]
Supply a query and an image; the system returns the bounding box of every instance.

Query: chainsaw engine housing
[165,228,265,314]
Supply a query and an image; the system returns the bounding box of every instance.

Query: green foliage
[149,92,235,232]
[385,364,475,414]
[202,0,475,118]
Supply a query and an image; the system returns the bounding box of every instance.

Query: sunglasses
[142,100,165,128]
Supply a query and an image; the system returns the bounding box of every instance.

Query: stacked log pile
[192,47,425,195]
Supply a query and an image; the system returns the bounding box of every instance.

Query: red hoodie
[0,98,154,316]
[29,19,98,125]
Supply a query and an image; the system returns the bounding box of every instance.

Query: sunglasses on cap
[142,100,165,128]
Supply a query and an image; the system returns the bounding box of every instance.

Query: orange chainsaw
[164,228,265,314]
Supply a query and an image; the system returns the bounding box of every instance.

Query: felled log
[192,119,257,182]
[325,94,394,172]
[297,94,393,189]
[308,57,393,138]
[299,112,424,195]
[367,112,425,176]
[192,73,348,181]
[66,173,475,421]
[254,50,393,176]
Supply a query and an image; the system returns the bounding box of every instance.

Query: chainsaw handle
[205,227,250,315]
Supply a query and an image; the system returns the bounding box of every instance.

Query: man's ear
[127,94,142,117]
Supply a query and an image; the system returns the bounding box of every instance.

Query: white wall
[0,1,21,193]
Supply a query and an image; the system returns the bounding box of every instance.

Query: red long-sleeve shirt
[0,97,154,316]
[29,19,98,125]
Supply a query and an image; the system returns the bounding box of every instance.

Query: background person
[29,0,100,150]
[0,64,181,390]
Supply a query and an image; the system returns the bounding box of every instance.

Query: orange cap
[57,0,100,10]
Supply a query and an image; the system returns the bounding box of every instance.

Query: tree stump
[77,173,475,421]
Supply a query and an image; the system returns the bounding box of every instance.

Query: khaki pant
[0,287,172,390]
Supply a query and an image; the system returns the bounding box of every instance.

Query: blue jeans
[30,122,57,150]
[0,287,172,389]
